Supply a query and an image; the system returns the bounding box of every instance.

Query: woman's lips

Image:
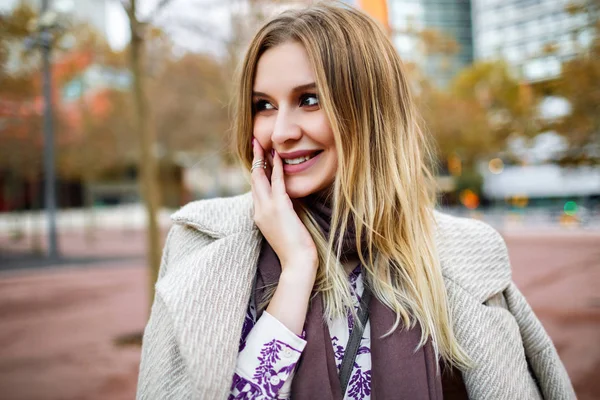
[281,151,322,174]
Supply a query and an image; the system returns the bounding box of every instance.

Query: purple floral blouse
[229,267,372,400]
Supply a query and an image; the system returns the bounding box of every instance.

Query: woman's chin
[285,185,315,199]
[284,176,332,199]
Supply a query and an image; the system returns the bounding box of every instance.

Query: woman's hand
[251,138,318,335]
[251,138,318,275]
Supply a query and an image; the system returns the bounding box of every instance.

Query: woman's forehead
[253,42,316,93]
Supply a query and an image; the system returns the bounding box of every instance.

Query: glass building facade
[388,0,474,87]
[472,0,591,81]
[423,0,474,86]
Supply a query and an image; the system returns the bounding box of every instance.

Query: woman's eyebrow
[292,82,317,92]
[252,82,317,98]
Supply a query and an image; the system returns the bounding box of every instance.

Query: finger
[251,138,271,203]
[270,150,286,196]
[265,150,274,184]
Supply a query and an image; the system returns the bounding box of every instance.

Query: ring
[251,159,267,172]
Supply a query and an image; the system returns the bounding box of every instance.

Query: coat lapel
[442,279,542,399]
[156,195,264,398]
[434,212,542,399]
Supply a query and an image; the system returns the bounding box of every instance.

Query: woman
[136,3,574,399]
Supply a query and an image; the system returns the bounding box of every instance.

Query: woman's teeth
[283,153,317,165]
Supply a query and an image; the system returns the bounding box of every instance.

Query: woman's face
[252,41,337,199]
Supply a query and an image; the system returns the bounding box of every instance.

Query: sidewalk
[0,204,174,235]
[0,228,164,400]
[0,228,598,400]
[504,233,600,400]
[0,263,147,400]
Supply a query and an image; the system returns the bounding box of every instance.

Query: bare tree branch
[119,0,131,14]
[168,16,229,43]
[115,0,173,25]
[145,0,176,24]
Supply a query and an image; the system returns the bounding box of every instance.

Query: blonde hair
[233,2,470,369]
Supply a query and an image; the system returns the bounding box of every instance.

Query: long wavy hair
[233,2,470,369]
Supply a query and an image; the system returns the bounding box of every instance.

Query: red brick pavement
[504,233,600,400]
[0,229,598,400]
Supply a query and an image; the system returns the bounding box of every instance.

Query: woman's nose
[271,109,302,144]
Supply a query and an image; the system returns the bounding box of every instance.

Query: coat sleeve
[499,283,576,400]
[136,227,193,400]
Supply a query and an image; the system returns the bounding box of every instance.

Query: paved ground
[0,227,598,400]
[506,232,600,400]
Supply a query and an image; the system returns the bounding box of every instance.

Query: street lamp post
[25,0,73,260]
[40,0,58,260]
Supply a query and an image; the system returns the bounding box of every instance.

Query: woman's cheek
[253,117,273,148]
[310,112,335,146]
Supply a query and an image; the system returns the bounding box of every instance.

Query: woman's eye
[254,100,275,112]
[300,94,319,108]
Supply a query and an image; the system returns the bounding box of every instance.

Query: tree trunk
[127,0,162,307]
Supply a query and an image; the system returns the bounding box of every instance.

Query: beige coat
[136,193,575,400]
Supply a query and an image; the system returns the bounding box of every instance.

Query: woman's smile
[279,150,324,173]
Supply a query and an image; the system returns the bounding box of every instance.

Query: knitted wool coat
[136,193,575,400]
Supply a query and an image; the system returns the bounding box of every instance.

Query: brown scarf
[254,193,467,399]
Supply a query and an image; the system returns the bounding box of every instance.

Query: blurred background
[0,0,598,399]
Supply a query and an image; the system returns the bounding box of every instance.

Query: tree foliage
[419,88,493,170]
[151,52,231,156]
[0,3,134,182]
[450,61,538,156]
[414,31,538,173]
[418,1,600,171]
[0,3,43,182]
[549,0,600,163]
